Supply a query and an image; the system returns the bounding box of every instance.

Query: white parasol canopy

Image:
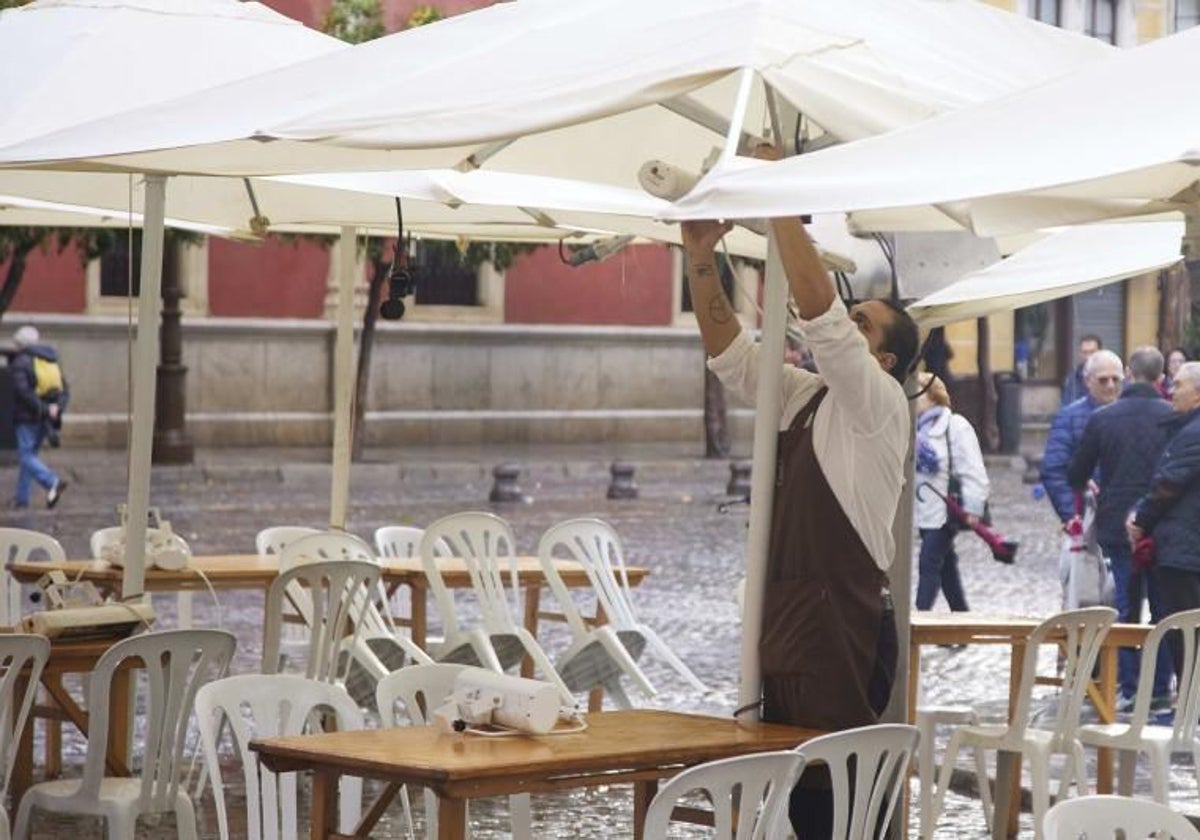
[909,220,1185,327]
[666,25,1200,236]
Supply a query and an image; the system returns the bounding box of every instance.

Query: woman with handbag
[914,372,990,611]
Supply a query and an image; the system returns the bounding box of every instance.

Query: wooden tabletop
[910,614,1153,648]
[252,709,819,797]
[7,555,649,594]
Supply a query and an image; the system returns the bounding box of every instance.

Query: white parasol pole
[737,232,787,718]
[329,225,356,530]
[121,174,167,599]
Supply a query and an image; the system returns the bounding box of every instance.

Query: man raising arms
[681,212,917,838]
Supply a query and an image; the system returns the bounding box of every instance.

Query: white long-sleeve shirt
[708,298,910,571]
[913,406,990,530]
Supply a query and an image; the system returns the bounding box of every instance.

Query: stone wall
[21,315,756,448]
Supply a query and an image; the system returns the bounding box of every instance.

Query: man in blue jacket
[1041,349,1125,523]
[10,326,68,509]
[1129,361,1200,676]
[1069,347,1173,709]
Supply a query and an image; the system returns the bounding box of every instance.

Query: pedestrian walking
[1128,361,1200,676]
[10,325,68,509]
[1068,346,1173,710]
[913,372,989,613]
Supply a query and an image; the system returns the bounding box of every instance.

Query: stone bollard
[489,463,524,503]
[1022,454,1042,485]
[726,460,752,497]
[607,461,639,500]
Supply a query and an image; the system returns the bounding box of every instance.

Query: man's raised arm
[681,220,740,358]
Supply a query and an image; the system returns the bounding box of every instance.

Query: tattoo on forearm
[708,292,733,324]
[692,262,717,279]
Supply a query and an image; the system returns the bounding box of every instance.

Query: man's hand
[751,142,782,162]
[1126,512,1144,547]
[46,404,59,422]
[680,219,733,260]
[1063,515,1083,537]
[963,514,980,529]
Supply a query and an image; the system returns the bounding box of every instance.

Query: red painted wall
[4,243,87,314]
[208,238,332,318]
[504,244,674,326]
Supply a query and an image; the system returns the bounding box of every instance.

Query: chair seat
[1078,722,1182,750]
[959,724,1059,753]
[23,776,190,815]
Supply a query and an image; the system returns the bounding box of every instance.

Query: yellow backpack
[32,356,63,399]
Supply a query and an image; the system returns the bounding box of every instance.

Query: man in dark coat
[10,325,68,509]
[1069,347,1173,708]
[1129,361,1200,676]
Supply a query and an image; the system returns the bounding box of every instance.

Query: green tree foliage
[322,0,384,43]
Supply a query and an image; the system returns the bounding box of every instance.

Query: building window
[1033,0,1061,25]
[414,241,478,306]
[99,230,142,298]
[1014,302,1058,381]
[1178,0,1200,30]
[1084,0,1117,42]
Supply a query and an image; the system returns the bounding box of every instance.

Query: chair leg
[1030,753,1050,840]
[973,745,992,828]
[424,788,439,838]
[639,626,708,693]
[928,731,965,837]
[103,809,139,840]
[174,792,198,840]
[1146,744,1169,805]
[339,775,363,835]
[12,797,33,840]
[397,784,416,840]
[1117,748,1137,797]
[601,677,632,711]
[916,716,937,840]
[509,793,532,839]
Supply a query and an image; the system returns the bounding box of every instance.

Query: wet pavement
[0,445,1192,837]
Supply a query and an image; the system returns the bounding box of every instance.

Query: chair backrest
[0,634,48,799]
[419,511,520,638]
[376,663,469,726]
[537,518,639,638]
[1134,608,1200,748]
[262,559,381,683]
[195,674,363,840]
[1043,794,1200,839]
[80,629,236,812]
[795,724,919,840]
[277,532,377,573]
[374,525,424,560]
[1010,607,1117,742]
[0,529,65,624]
[642,751,806,840]
[255,526,322,558]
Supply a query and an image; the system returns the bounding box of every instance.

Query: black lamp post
[152,236,194,465]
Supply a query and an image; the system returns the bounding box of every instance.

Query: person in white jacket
[914,373,990,611]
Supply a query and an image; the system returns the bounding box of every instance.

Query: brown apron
[760,387,893,731]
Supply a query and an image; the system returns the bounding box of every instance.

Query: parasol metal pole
[330,225,357,531]
[737,228,788,718]
[718,67,756,169]
[121,174,167,600]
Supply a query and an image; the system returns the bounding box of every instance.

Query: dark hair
[879,299,920,385]
[1128,346,1164,383]
[1080,334,1103,349]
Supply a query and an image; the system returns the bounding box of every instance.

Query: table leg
[410,582,427,651]
[11,673,32,813]
[521,585,540,679]
[1096,646,1117,794]
[634,779,658,840]
[309,769,340,840]
[588,603,608,711]
[108,668,131,775]
[437,796,467,840]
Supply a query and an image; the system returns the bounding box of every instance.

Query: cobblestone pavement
[0,447,1190,837]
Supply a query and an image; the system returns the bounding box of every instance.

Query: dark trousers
[1102,539,1172,697]
[789,604,898,839]
[1154,566,1200,681]
[916,524,968,612]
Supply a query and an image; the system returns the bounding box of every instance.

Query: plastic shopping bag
[1059,494,1116,610]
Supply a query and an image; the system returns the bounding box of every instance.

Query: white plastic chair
[376,664,529,839]
[374,526,425,561]
[0,529,64,625]
[14,628,236,840]
[195,674,369,840]
[642,750,805,839]
[91,526,194,627]
[255,526,322,558]
[274,533,432,705]
[928,607,1117,840]
[915,706,990,839]
[262,559,381,684]
[0,635,49,840]
[538,518,706,705]
[1043,794,1200,839]
[794,723,918,840]
[420,512,572,704]
[1078,608,1200,805]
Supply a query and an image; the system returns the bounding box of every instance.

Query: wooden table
[909,615,1153,838]
[11,636,135,806]
[7,555,649,650]
[251,709,820,840]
